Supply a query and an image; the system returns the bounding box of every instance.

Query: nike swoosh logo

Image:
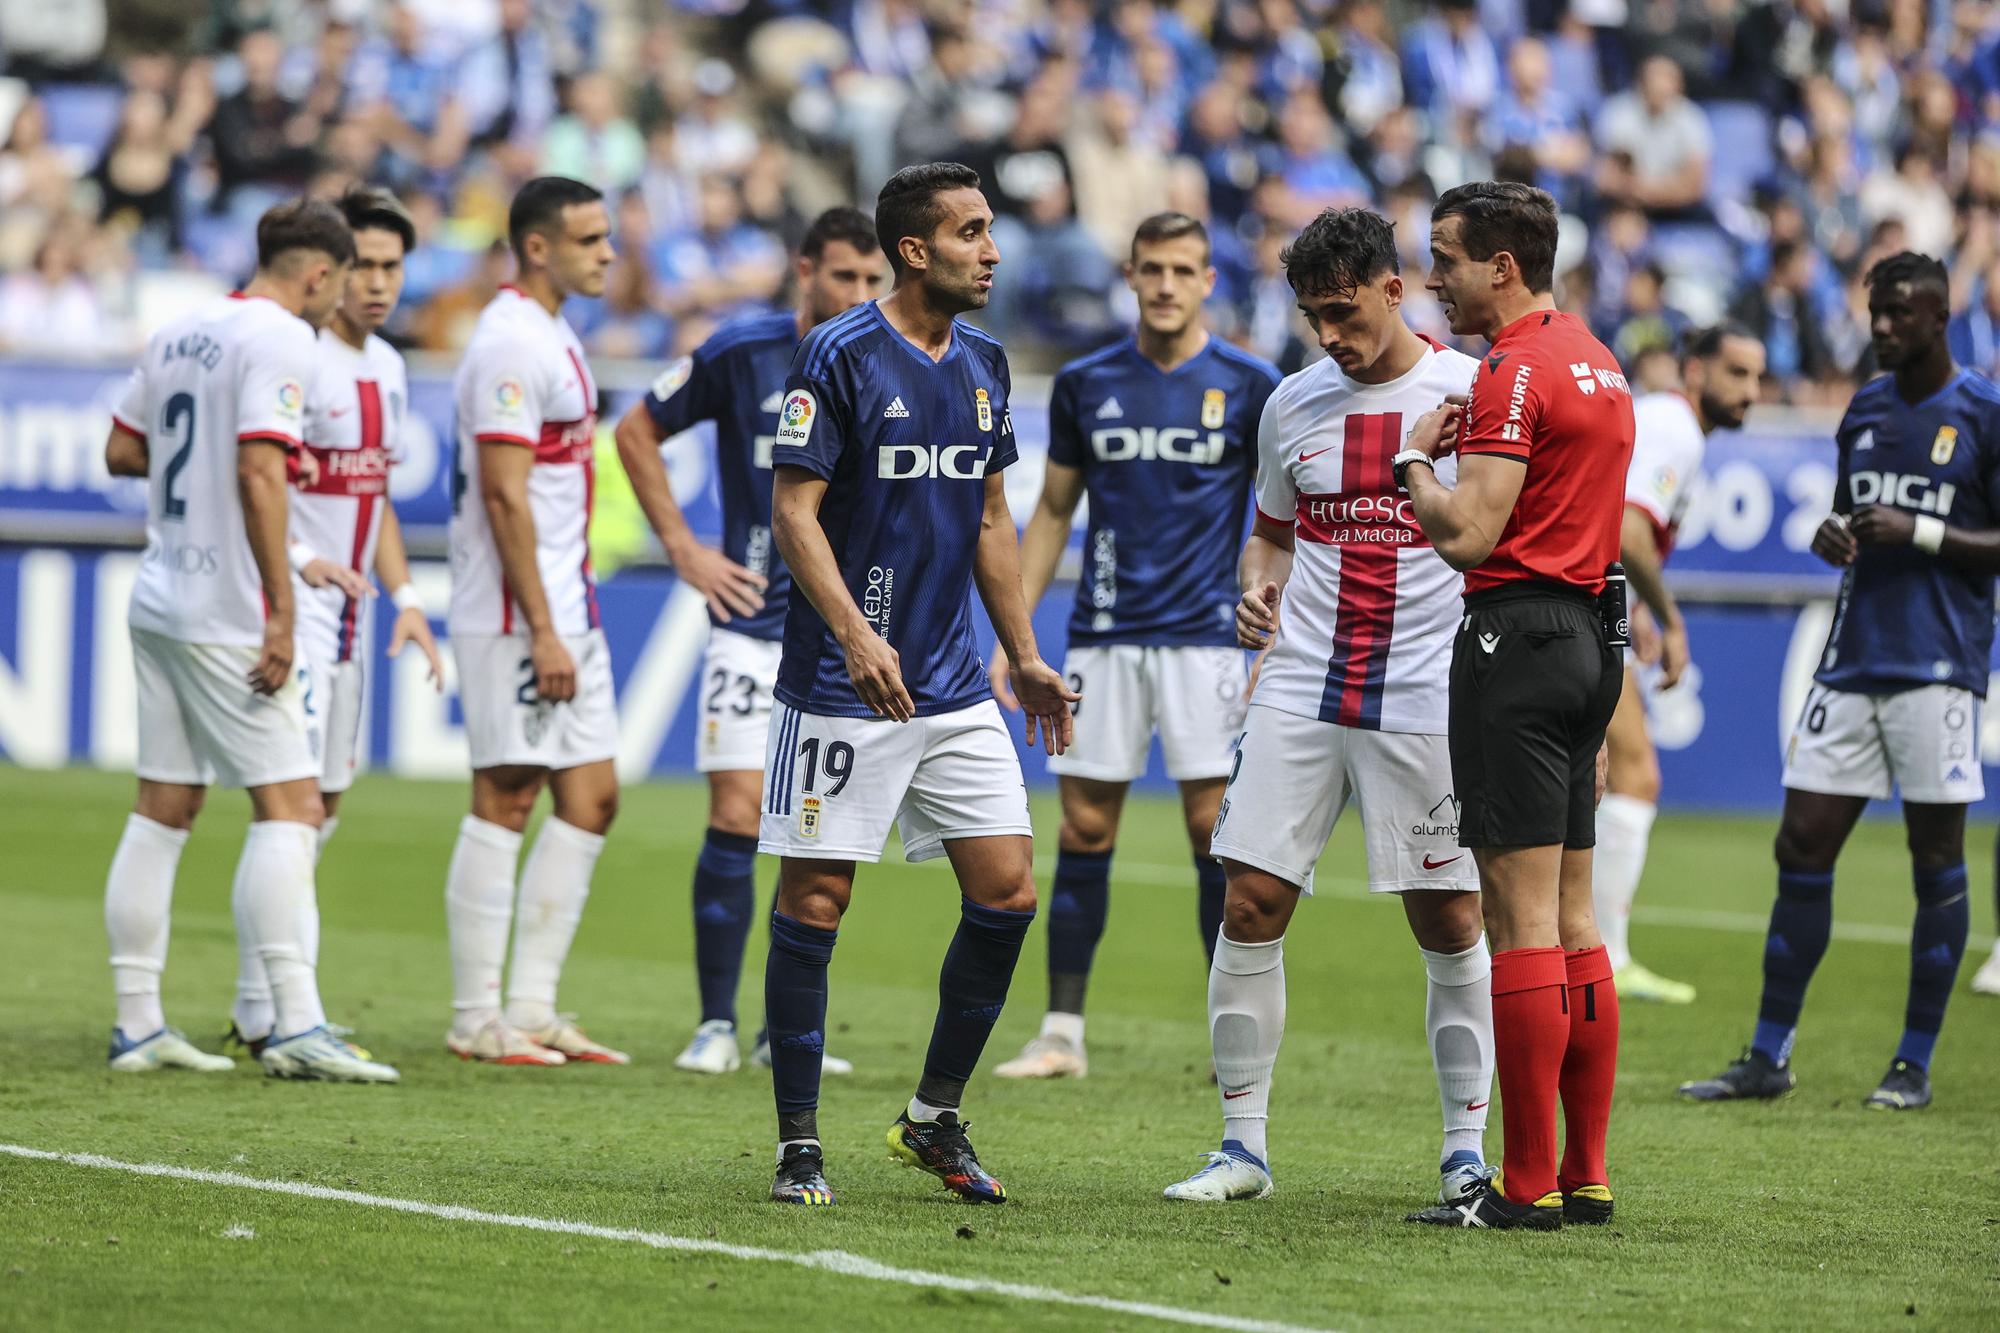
[1222,1088,1254,1100]
[1465,1099,1489,1111]
[1423,854,1463,870]
[1299,446,1335,462]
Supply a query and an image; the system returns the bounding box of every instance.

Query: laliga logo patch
[650,356,693,402]
[975,387,993,432]
[1202,388,1226,429]
[494,378,525,414]
[799,795,821,838]
[1932,425,1958,465]
[776,390,815,446]
[277,380,304,414]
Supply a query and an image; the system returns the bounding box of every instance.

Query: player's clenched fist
[531,630,577,703]
[842,628,914,722]
[1008,656,1081,756]
[1810,513,1858,566]
[1237,580,1281,649]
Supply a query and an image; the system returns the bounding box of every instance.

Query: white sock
[237,821,327,1038]
[1420,935,1495,1165]
[1210,933,1285,1164]
[229,838,274,1040]
[1594,794,1656,972]
[446,814,523,1033]
[907,1095,958,1123]
[105,813,188,1038]
[1040,1010,1085,1045]
[503,818,604,1032]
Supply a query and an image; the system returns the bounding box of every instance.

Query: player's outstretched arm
[1619,505,1688,687]
[480,441,576,703]
[105,424,149,477]
[239,440,298,696]
[1236,513,1294,650]
[770,463,914,721]
[990,459,1083,709]
[972,472,1079,755]
[612,399,766,621]
[374,501,443,690]
[1849,503,2000,573]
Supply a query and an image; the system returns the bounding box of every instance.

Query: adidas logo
[1854,428,1874,452]
[761,390,784,413]
[883,396,910,419]
[1096,396,1123,420]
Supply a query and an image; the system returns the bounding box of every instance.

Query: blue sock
[765,911,837,1140]
[917,899,1036,1108]
[1752,869,1834,1064]
[1897,863,1969,1070]
[692,829,758,1025]
[1047,848,1111,1012]
[1195,855,1226,964]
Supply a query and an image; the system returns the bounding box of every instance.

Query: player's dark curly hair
[1865,250,1949,300]
[1431,180,1559,294]
[876,161,981,276]
[800,206,879,261]
[508,176,604,261]
[1281,207,1398,299]
[256,198,354,270]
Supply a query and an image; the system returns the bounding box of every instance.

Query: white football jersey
[113,292,316,647]
[1626,391,1706,558]
[1251,341,1478,735]
[292,329,411,667]
[448,285,601,637]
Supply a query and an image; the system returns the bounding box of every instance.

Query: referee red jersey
[1457,310,1635,594]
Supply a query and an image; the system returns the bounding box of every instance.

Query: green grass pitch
[2,764,1997,1330]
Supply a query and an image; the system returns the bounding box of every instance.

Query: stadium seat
[38,83,125,159]
[1704,101,1776,209]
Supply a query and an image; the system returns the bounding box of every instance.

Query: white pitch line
[1100,862,1998,951]
[0,1145,1332,1333]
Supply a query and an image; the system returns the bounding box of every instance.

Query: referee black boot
[1407,1178,1562,1230]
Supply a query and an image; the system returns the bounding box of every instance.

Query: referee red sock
[1490,946,1570,1204]
[1558,944,1618,1194]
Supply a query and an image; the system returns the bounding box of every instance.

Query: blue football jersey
[771,301,1019,717]
[643,310,800,641]
[1048,337,1280,646]
[1818,369,2000,697]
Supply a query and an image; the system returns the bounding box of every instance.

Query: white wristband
[391,583,426,614]
[1913,514,1946,554]
[288,541,315,574]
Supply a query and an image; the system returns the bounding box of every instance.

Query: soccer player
[758,162,1078,1207]
[613,207,887,1075]
[1593,323,1764,1005]
[100,199,397,1082]
[1682,252,1999,1110]
[1157,208,1494,1207]
[225,187,445,1056]
[989,212,1279,1081]
[443,177,626,1067]
[1401,182,1633,1230]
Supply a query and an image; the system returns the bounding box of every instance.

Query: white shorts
[758,699,1033,864]
[455,628,619,772]
[314,657,365,794]
[696,628,782,773]
[131,626,321,790]
[1209,702,1477,896]
[1047,643,1247,782]
[1783,683,1985,804]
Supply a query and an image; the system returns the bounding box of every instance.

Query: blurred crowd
[11,0,2000,394]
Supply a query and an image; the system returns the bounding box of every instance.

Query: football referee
[1394,182,1635,1231]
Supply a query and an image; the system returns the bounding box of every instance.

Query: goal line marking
[0,1143,1333,1333]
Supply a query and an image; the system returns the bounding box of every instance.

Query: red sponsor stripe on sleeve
[475,431,537,448]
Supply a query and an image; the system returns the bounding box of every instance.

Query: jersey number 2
[160,392,197,521]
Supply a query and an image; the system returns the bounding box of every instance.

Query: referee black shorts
[1449,583,1623,850]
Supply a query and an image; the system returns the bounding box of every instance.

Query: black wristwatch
[1391,448,1434,492]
